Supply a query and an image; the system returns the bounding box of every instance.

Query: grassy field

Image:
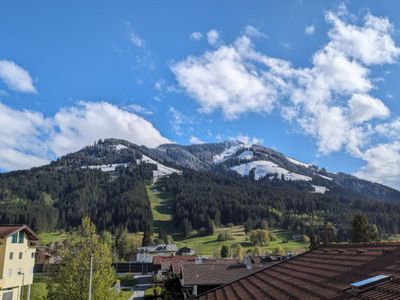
[146,184,308,256]
[24,276,47,300]
[147,184,179,234]
[38,231,69,245]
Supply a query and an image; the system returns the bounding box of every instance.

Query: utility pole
[88,254,93,300]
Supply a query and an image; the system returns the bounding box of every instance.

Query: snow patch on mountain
[286,157,310,168]
[213,143,244,163]
[237,150,254,160]
[317,174,333,181]
[137,155,181,179]
[312,185,329,194]
[115,144,128,151]
[230,160,312,181]
[85,163,129,172]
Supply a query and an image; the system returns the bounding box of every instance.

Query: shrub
[269,231,277,241]
[154,286,163,296]
[144,288,154,299]
[217,231,233,241]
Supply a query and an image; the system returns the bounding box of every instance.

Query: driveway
[129,274,153,300]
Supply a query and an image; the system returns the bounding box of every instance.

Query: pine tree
[351,214,379,242]
[220,245,230,258]
[47,217,118,300]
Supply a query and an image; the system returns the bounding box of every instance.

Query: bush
[119,274,137,286]
[269,231,277,241]
[144,288,154,299]
[154,286,163,296]
[217,231,233,241]
[301,234,310,243]
[153,274,163,283]
[249,229,270,246]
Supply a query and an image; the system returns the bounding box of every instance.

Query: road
[129,274,153,300]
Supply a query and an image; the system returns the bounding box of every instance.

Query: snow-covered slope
[84,163,129,172]
[137,155,181,179]
[237,150,254,160]
[230,161,312,181]
[286,157,310,168]
[312,185,329,194]
[213,143,245,163]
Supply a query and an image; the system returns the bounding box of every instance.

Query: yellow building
[0,225,38,300]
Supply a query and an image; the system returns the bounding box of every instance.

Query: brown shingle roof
[0,224,38,241]
[192,243,400,300]
[182,263,263,286]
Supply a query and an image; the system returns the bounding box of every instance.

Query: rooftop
[182,263,264,287]
[192,243,400,300]
[0,224,39,241]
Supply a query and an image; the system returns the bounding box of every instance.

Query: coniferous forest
[0,163,154,233]
[162,171,400,241]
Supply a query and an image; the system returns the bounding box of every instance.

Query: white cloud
[326,12,400,64]
[128,104,153,115]
[0,102,170,170]
[127,23,145,48]
[171,43,281,119]
[189,136,204,144]
[207,29,220,46]
[0,103,51,169]
[355,142,400,189]
[50,102,169,156]
[172,7,400,188]
[232,134,263,146]
[305,24,315,35]
[348,94,389,123]
[244,25,266,38]
[0,60,37,93]
[190,32,203,40]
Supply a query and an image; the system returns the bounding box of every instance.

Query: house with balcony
[0,225,38,300]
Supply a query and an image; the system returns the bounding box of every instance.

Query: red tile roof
[153,255,197,266]
[192,243,400,300]
[0,224,38,240]
[182,263,263,287]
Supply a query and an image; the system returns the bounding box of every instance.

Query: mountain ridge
[48,138,400,202]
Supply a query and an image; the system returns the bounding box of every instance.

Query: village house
[136,244,178,263]
[192,242,400,299]
[0,225,38,300]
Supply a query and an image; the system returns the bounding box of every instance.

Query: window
[18,252,22,260]
[11,233,18,243]
[7,268,11,277]
[18,232,24,244]
[9,252,13,260]
[31,253,35,258]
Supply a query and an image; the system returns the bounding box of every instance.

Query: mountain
[54,138,400,202]
[1,138,400,238]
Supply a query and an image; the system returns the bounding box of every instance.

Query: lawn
[38,231,69,245]
[147,184,179,234]
[173,226,308,256]
[24,276,47,300]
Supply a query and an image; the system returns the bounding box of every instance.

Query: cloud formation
[305,25,315,35]
[172,7,400,188]
[190,32,203,40]
[0,60,37,93]
[0,102,170,170]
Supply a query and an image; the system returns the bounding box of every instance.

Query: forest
[161,171,400,241]
[0,163,154,233]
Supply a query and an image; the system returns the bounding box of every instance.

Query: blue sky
[1,1,400,189]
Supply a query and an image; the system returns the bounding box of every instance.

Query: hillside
[0,138,399,240]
